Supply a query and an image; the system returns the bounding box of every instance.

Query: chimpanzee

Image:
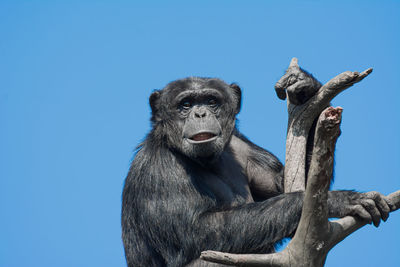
[121,68,391,267]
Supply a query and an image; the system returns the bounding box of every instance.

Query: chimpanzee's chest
[194,153,254,206]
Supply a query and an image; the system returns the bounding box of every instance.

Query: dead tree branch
[200,58,399,266]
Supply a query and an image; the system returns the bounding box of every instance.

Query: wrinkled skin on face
[149,77,241,161]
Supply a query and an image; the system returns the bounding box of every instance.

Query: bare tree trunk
[200,58,400,267]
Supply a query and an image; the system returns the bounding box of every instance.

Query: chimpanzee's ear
[230,83,242,114]
[149,90,162,122]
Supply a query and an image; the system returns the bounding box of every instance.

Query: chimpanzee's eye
[181,100,192,109]
[208,98,218,107]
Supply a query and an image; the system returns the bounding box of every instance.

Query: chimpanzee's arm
[197,189,391,256]
[230,133,391,227]
[230,133,284,200]
[197,192,303,253]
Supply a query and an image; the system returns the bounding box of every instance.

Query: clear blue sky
[1,1,399,266]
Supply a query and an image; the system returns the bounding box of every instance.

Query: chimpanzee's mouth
[188,132,218,143]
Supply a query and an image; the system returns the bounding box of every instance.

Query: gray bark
[200,58,400,267]
[283,58,372,192]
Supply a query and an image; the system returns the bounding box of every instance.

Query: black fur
[122,77,390,267]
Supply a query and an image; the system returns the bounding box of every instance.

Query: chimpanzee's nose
[194,108,207,118]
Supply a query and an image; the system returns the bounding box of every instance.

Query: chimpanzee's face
[149,77,241,161]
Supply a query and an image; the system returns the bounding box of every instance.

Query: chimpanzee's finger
[351,204,372,224]
[363,191,390,221]
[360,199,381,227]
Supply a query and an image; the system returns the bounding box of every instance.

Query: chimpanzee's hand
[275,59,322,105]
[328,191,393,227]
